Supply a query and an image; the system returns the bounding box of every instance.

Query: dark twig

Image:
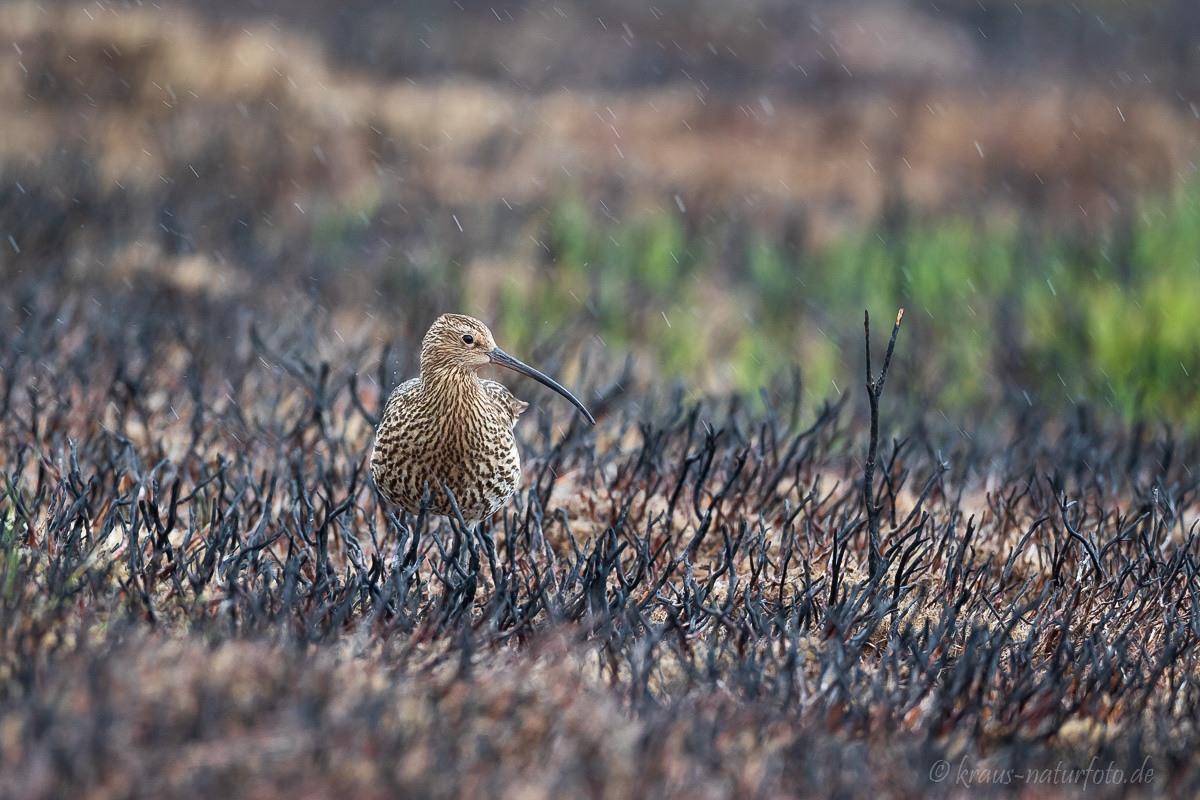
[863,308,904,582]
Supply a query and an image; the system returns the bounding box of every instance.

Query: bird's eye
[462,334,474,345]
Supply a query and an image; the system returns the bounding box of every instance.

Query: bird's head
[421,313,498,371]
[419,313,595,424]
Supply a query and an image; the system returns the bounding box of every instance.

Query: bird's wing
[481,378,529,420]
[381,376,421,416]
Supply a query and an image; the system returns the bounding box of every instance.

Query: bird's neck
[420,362,483,403]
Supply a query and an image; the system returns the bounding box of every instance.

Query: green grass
[495,183,1200,424]
[1023,184,1200,422]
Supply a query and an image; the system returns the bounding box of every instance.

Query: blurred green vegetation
[498,196,708,375]
[311,182,383,263]
[493,183,1200,424]
[1026,183,1200,424]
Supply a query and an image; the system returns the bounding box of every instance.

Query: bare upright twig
[863,308,904,582]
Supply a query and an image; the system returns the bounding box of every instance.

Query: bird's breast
[371,380,524,523]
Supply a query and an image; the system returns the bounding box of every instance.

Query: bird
[371,313,595,527]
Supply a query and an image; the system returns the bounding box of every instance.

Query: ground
[2,2,1200,798]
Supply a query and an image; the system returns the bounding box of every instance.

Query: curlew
[371,313,594,527]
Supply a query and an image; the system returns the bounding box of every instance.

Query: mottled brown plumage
[371,314,594,526]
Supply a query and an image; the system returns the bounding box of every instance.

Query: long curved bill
[489,347,596,424]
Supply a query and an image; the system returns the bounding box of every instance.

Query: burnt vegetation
[4,3,1200,797]
[1,276,1199,798]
